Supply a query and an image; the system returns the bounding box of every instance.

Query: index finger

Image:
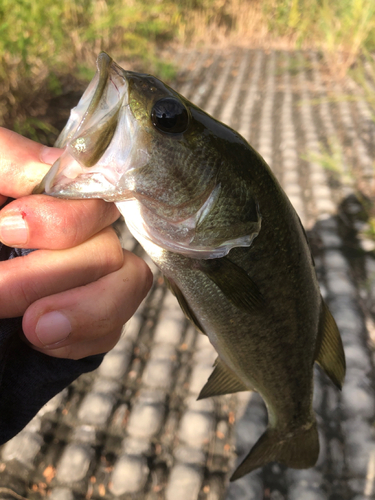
[0,194,120,249]
[0,127,62,198]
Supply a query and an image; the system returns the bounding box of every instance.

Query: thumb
[0,127,63,199]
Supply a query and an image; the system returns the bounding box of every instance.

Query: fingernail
[0,214,28,245]
[36,311,72,346]
[40,146,60,165]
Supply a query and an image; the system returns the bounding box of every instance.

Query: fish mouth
[34,52,142,201]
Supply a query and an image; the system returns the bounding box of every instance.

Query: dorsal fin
[197,357,250,399]
[163,275,206,334]
[196,257,265,313]
[314,297,346,389]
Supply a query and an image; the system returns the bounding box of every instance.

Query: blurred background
[1,3,375,499]
[0,0,374,143]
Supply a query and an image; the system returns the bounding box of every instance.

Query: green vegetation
[264,0,375,78]
[0,0,180,130]
[304,138,351,185]
[306,137,375,241]
[0,0,178,76]
[1,1,374,136]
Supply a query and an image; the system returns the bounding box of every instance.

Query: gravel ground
[0,47,375,500]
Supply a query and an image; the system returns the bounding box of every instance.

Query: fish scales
[34,52,345,480]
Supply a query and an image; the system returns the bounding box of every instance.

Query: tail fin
[230,422,319,481]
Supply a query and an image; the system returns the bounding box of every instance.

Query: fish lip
[77,52,123,132]
[40,52,135,197]
[72,52,128,141]
[46,172,123,201]
[53,52,116,150]
[80,52,113,128]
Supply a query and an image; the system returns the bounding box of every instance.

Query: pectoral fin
[197,257,265,313]
[198,357,250,399]
[163,275,206,334]
[314,297,346,389]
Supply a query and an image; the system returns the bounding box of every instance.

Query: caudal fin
[230,422,319,481]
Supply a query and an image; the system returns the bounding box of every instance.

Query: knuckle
[66,204,89,245]
[141,260,153,293]
[102,326,123,352]
[105,295,126,327]
[137,259,153,297]
[98,201,120,226]
[70,200,118,245]
[96,228,124,272]
[15,269,45,310]
[126,251,153,296]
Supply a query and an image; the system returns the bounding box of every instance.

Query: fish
[34,52,346,480]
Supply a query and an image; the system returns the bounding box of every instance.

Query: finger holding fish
[0,127,62,201]
[0,128,152,367]
[0,127,121,249]
[0,227,124,318]
[0,195,120,249]
[22,248,152,359]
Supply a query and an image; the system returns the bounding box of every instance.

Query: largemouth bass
[34,52,345,480]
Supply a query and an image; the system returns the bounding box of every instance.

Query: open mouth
[55,53,129,151]
[34,52,133,200]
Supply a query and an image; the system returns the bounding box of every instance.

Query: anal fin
[198,357,250,399]
[314,297,346,390]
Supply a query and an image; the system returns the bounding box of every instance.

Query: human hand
[0,127,152,359]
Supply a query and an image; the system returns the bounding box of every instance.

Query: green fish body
[35,53,346,480]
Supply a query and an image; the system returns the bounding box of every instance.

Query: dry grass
[1,0,374,136]
[176,0,268,47]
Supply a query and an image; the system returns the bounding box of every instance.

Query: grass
[1,1,375,139]
[0,0,179,133]
[306,136,375,240]
[175,0,266,45]
[263,0,375,78]
[305,139,350,183]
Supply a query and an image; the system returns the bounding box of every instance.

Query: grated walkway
[1,48,375,500]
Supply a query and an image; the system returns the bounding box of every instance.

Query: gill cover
[35,52,262,259]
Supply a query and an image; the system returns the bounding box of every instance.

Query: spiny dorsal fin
[196,257,265,313]
[197,357,250,400]
[163,275,206,334]
[314,297,346,389]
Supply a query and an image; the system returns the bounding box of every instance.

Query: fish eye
[151,97,189,134]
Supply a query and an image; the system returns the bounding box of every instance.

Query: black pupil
[151,98,188,134]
